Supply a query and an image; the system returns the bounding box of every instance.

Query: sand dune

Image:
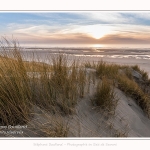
[1,67,150,137]
[1,48,150,137]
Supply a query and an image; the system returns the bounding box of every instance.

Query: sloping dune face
[5,69,150,138]
[21,79,150,137]
[67,87,150,137]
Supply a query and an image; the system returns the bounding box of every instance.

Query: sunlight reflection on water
[74,54,150,60]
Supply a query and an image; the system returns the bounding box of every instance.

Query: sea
[1,44,150,62]
[20,44,150,61]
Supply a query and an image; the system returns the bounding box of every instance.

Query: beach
[22,47,150,77]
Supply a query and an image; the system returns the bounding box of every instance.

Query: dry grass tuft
[117,74,150,117]
[92,77,118,112]
[95,61,119,79]
[0,40,32,125]
[0,39,87,128]
[132,65,149,82]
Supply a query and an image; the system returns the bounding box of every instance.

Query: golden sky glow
[79,25,114,39]
[1,12,150,46]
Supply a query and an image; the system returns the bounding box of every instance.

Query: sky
[1,11,150,47]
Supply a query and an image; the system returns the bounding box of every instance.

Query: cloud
[33,12,137,25]
[75,12,136,24]
[98,33,150,44]
[13,32,96,44]
[13,30,150,45]
[132,12,150,20]
[1,12,150,45]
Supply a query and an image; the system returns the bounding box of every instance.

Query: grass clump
[35,118,69,137]
[0,42,32,125]
[32,54,86,114]
[117,74,150,117]
[132,65,149,81]
[0,39,87,127]
[86,60,150,117]
[132,65,141,72]
[92,77,117,112]
[84,61,96,68]
[123,67,133,79]
[95,61,119,79]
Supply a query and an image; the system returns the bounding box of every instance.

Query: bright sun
[83,25,113,39]
[90,30,106,39]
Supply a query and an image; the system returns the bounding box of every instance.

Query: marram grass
[92,77,118,112]
[0,40,87,127]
